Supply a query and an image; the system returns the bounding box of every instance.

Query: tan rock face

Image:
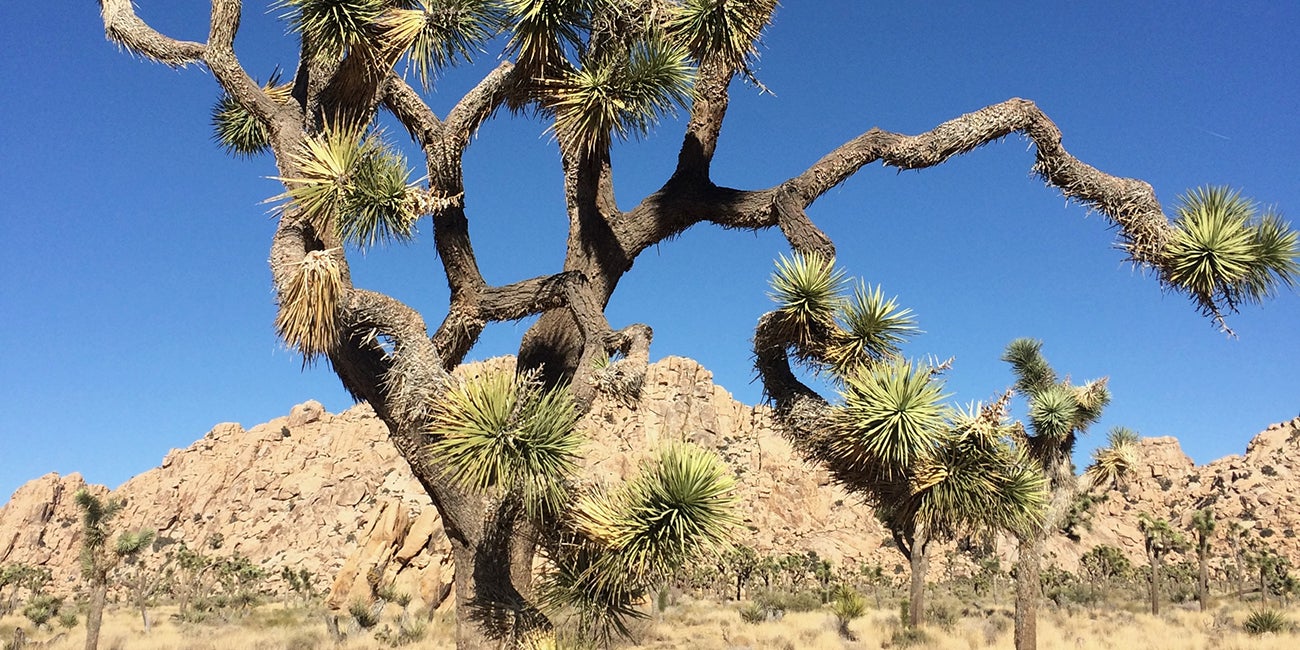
[1,358,1295,601]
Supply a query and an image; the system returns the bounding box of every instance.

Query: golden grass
[3,599,1297,649]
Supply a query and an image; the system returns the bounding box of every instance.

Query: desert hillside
[2,356,1297,612]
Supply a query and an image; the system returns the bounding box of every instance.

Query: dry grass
[2,599,1296,649]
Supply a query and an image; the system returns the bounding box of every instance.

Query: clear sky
[2,3,1297,502]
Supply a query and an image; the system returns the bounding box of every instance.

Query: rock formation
[1,356,1296,608]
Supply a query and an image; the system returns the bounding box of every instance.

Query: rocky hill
[1,356,1296,612]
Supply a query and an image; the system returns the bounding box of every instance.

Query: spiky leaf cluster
[427,368,583,517]
[885,401,1048,542]
[505,0,591,75]
[1138,513,1187,555]
[1003,338,1109,466]
[1163,186,1299,318]
[571,442,738,581]
[378,0,508,88]
[663,0,777,70]
[1084,426,1139,490]
[549,38,694,155]
[278,0,388,57]
[212,80,293,157]
[831,360,948,477]
[537,443,737,644]
[768,252,919,374]
[273,125,424,247]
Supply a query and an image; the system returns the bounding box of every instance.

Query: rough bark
[1015,448,1076,650]
[1197,543,1210,611]
[84,581,106,650]
[907,535,930,630]
[1014,534,1043,650]
[1149,551,1163,616]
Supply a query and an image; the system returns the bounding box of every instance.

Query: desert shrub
[925,599,959,631]
[828,586,866,639]
[755,589,821,613]
[890,626,930,648]
[1244,608,1292,635]
[57,610,78,629]
[374,617,428,647]
[21,594,62,628]
[349,599,380,629]
[737,601,766,624]
[284,632,323,650]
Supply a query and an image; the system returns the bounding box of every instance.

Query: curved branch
[98,0,206,66]
[673,60,734,181]
[444,62,519,168]
[205,0,280,128]
[786,98,1173,267]
[383,75,444,150]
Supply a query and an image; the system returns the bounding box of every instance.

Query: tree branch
[205,0,280,129]
[98,0,206,66]
[786,98,1174,268]
[382,75,444,151]
[443,62,519,171]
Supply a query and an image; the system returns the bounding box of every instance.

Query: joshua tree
[74,489,154,650]
[1191,507,1216,611]
[93,2,1298,647]
[754,254,1047,629]
[1139,513,1188,615]
[1002,339,1109,650]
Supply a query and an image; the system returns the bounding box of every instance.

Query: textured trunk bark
[1149,553,1162,615]
[84,582,106,650]
[448,523,545,649]
[908,538,929,629]
[1014,535,1043,650]
[1197,547,1209,611]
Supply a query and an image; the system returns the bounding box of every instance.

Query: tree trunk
[448,523,546,649]
[907,536,929,630]
[1014,534,1044,650]
[84,581,106,650]
[1149,552,1162,616]
[1197,546,1209,611]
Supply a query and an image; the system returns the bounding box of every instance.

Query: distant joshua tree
[74,489,154,650]
[1138,512,1188,616]
[1190,507,1216,611]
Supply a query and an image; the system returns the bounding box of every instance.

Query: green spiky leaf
[832,360,949,476]
[212,78,293,157]
[550,37,694,155]
[504,0,590,75]
[278,0,387,57]
[378,0,508,89]
[573,442,738,582]
[427,368,583,517]
[1164,186,1299,317]
[826,282,918,373]
[664,0,776,70]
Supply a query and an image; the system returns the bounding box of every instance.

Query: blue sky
[2,3,1297,501]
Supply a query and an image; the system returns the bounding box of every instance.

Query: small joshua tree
[1138,513,1188,616]
[1191,507,1216,611]
[74,489,154,650]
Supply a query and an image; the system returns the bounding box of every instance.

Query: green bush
[829,586,866,639]
[755,589,821,613]
[1244,608,1292,635]
[21,594,62,628]
[737,601,766,624]
[349,599,380,630]
[57,610,79,629]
